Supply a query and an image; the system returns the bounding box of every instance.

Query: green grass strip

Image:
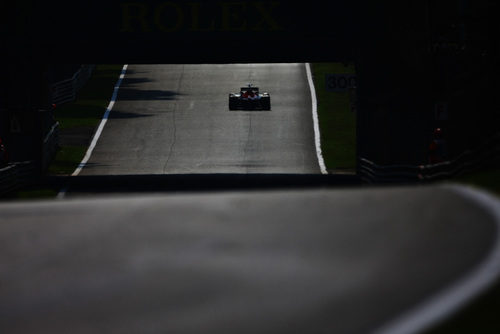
[310,63,356,172]
[51,64,123,175]
[48,145,88,175]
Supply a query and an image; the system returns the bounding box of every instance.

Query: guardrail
[0,115,59,196]
[359,132,500,184]
[0,164,17,195]
[51,65,95,105]
[359,159,421,184]
[0,161,37,196]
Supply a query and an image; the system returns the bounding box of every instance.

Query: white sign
[325,74,357,92]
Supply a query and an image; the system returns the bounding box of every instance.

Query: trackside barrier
[0,161,37,196]
[0,164,17,195]
[359,159,421,184]
[0,122,58,196]
[51,65,95,105]
[0,112,59,196]
[359,132,500,184]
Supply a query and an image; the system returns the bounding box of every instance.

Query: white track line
[305,63,327,174]
[57,64,128,199]
[375,184,500,334]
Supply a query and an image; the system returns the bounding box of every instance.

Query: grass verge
[50,64,123,176]
[310,62,356,173]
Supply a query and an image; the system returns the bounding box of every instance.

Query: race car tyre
[261,97,271,110]
[229,96,237,110]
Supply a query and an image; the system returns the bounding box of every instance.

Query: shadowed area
[116,88,182,101]
[53,173,360,195]
[0,185,496,333]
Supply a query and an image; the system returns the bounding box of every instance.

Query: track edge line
[57,64,128,199]
[305,63,327,175]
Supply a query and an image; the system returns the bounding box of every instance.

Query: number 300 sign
[325,74,357,92]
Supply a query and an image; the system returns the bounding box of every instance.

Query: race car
[229,85,271,110]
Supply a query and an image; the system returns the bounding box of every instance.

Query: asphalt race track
[80,64,320,175]
[1,185,499,333]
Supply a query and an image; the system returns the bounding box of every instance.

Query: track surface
[0,186,497,333]
[80,64,320,175]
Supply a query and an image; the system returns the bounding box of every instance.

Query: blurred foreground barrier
[360,132,500,184]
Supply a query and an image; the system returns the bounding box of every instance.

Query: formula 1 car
[229,85,271,110]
